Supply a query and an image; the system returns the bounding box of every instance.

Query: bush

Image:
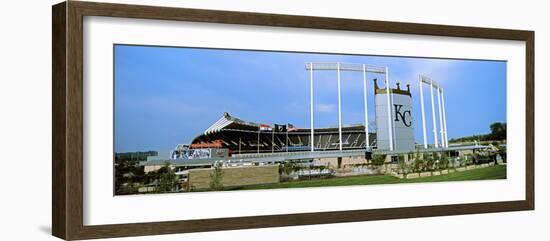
[209,162,224,191]
[371,154,386,167]
[439,153,450,170]
[280,161,296,175]
[425,153,435,171]
[462,155,473,166]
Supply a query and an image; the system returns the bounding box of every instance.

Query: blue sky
[114,45,506,153]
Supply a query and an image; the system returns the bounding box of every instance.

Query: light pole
[337,63,343,151]
[441,90,449,147]
[419,75,428,149]
[437,86,445,148]
[429,79,439,148]
[309,62,314,152]
[362,64,370,149]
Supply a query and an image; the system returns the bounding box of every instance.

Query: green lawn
[227,165,506,191]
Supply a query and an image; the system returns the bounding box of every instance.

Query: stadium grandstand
[187,112,376,155]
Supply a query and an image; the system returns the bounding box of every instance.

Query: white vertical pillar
[430,80,439,148]
[309,62,314,152]
[385,67,394,151]
[337,63,343,151]
[419,76,428,149]
[390,83,396,149]
[362,64,370,149]
[437,87,444,148]
[441,90,449,147]
[286,128,289,152]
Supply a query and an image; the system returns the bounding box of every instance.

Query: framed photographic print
[52,1,534,240]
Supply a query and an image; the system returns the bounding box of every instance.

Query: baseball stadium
[116,61,507,194]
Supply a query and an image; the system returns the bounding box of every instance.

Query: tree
[209,162,224,191]
[398,154,410,175]
[114,151,154,194]
[412,150,424,173]
[489,122,507,141]
[156,162,178,193]
[448,122,507,143]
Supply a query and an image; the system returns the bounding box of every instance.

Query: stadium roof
[191,112,375,153]
[204,112,260,134]
[203,112,367,134]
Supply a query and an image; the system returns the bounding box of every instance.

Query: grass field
[227,165,506,191]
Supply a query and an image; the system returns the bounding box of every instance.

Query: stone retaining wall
[188,165,280,190]
[394,163,496,179]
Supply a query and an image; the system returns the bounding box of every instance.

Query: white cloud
[406,59,461,84]
[316,103,336,113]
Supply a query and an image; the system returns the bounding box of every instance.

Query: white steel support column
[390,83,396,150]
[309,62,314,152]
[429,81,439,148]
[337,63,343,151]
[362,64,370,149]
[419,76,428,149]
[385,67,394,151]
[271,129,275,153]
[437,87,444,148]
[286,128,289,152]
[441,90,449,147]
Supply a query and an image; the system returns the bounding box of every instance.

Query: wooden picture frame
[52,1,534,240]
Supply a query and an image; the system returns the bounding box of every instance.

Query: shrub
[280,161,296,175]
[439,152,450,170]
[425,153,435,171]
[371,154,386,167]
[209,162,224,191]
[412,151,424,173]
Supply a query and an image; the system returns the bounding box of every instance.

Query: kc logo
[394,104,412,127]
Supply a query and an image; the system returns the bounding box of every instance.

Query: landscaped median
[391,163,498,179]
[225,164,506,191]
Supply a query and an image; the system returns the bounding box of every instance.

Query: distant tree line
[449,122,506,143]
[114,151,156,194]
